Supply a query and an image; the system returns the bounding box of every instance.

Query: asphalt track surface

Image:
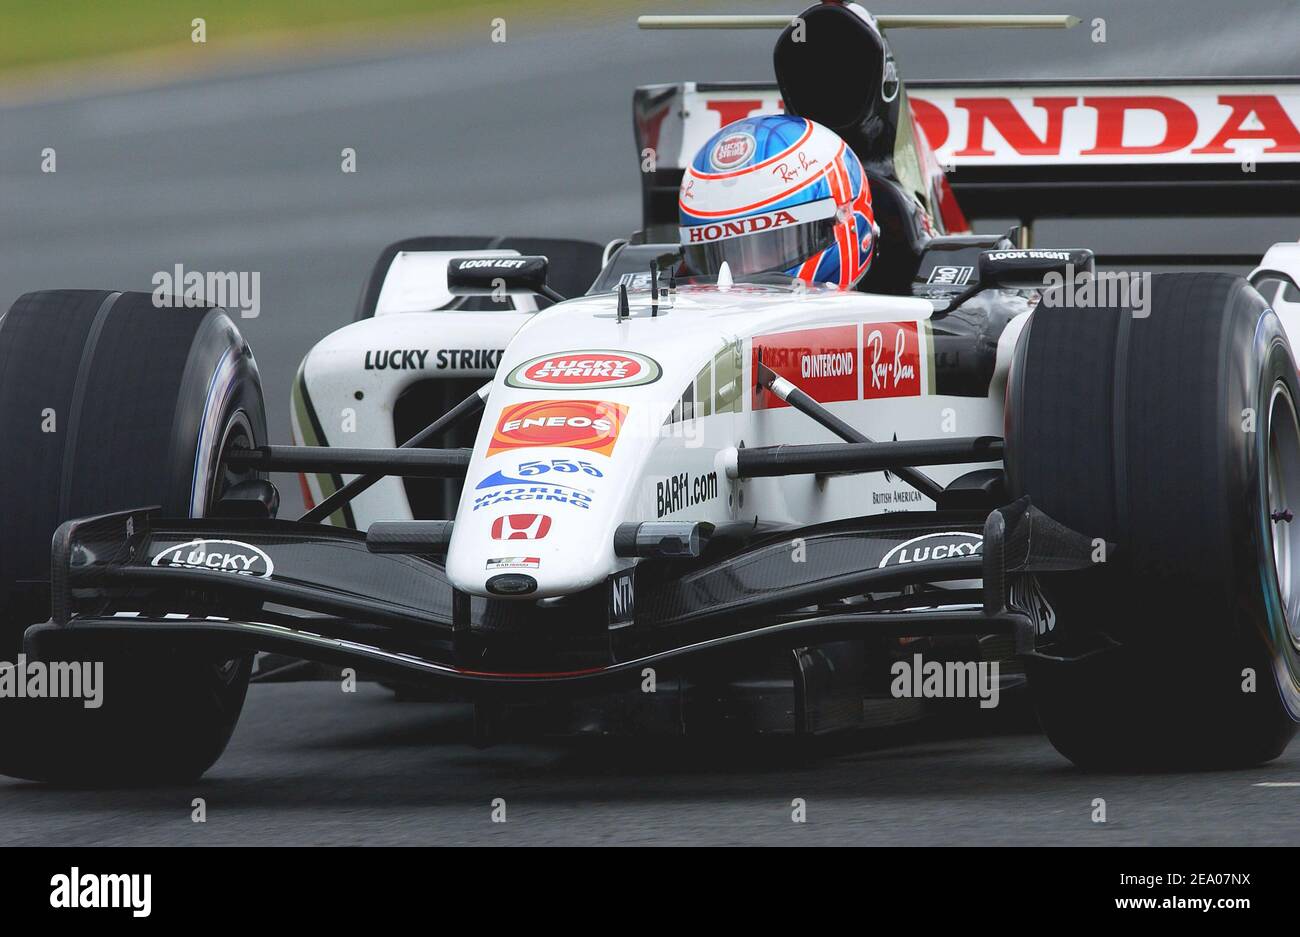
[1,682,1297,846]
[1,1,1299,845]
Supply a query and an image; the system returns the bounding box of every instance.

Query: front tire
[0,290,267,784]
[1006,273,1300,770]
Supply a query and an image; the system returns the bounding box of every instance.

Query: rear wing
[634,77,1300,230]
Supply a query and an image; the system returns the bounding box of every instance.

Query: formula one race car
[3,3,1300,783]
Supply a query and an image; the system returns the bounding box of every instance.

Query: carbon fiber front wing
[25,499,1101,700]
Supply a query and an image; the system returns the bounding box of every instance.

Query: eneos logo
[506,351,660,390]
[709,131,756,171]
[488,400,628,456]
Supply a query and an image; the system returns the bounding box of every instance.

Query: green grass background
[0,0,623,73]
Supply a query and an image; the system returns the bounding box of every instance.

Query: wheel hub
[1266,382,1300,650]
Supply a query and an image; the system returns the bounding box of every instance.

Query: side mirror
[978,248,1095,291]
[446,255,564,303]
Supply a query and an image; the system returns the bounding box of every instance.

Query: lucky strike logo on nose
[506,351,661,389]
[488,400,629,456]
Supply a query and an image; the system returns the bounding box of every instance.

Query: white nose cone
[717,260,733,291]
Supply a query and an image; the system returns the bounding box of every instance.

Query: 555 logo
[488,400,629,456]
[472,459,604,513]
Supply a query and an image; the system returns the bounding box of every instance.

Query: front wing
[27,500,1097,700]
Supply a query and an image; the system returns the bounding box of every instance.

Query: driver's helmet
[679,114,875,289]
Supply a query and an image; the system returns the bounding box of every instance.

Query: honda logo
[490,514,553,540]
[685,209,798,244]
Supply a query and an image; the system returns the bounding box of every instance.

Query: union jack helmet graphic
[679,114,876,289]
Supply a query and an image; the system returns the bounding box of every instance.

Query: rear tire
[1006,273,1300,770]
[0,290,267,784]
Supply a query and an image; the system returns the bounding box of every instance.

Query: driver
[679,114,876,289]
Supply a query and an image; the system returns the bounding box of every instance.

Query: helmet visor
[681,214,839,278]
